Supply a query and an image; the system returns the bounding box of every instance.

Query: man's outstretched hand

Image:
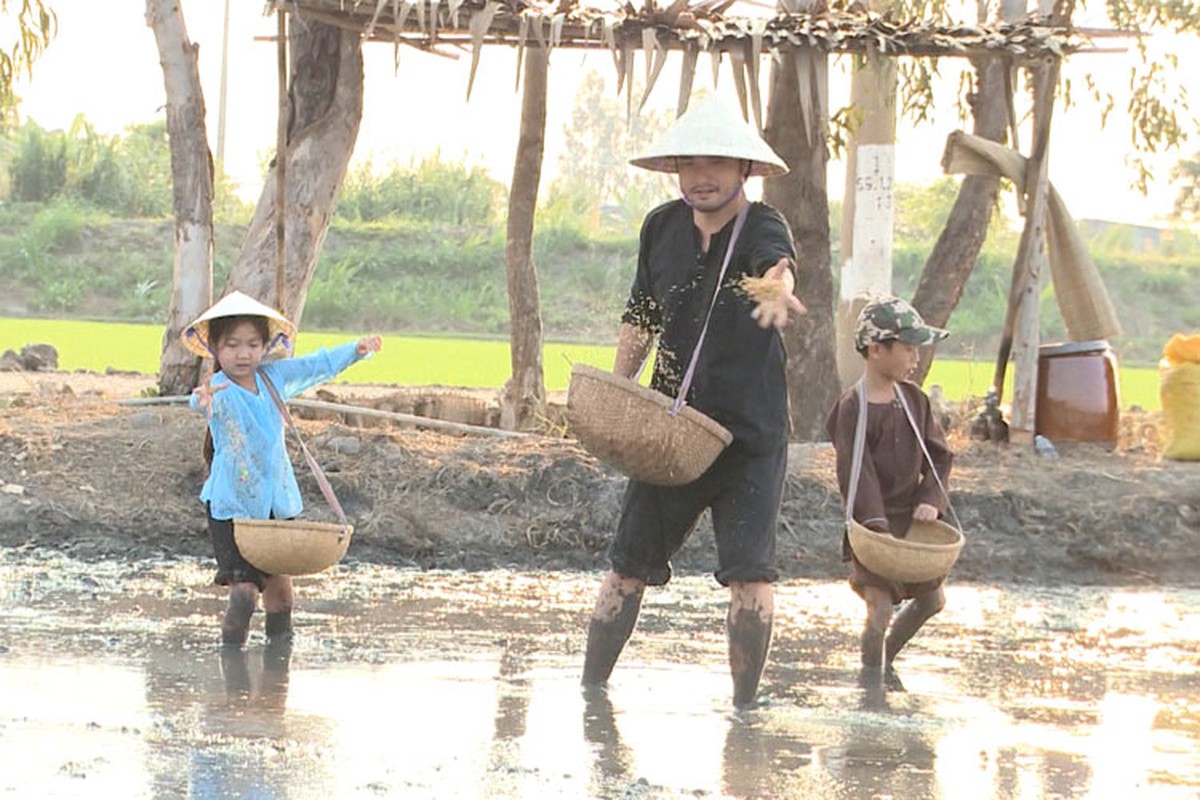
[748,257,806,330]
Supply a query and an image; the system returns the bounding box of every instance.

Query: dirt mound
[1,373,1198,586]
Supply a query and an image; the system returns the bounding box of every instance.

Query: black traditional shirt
[621,199,796,453]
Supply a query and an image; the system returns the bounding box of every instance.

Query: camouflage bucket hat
[855,296,949,350]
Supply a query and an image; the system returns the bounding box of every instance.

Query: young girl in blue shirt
[184,291,381,647]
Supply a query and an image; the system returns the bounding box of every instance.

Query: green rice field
[0,317,1163,410]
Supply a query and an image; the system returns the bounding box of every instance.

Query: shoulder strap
[669,200,752,417]
[894,385,962,532]
[259,371,350,526]
[844,380,962,533]
[845,380,869,527]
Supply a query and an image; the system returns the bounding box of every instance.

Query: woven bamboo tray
[848,518,964,583]
[233,519,353,576]
[567,363,732,486]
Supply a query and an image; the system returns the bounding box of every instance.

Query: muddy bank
[1,379,1199,587]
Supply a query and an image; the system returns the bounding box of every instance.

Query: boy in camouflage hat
[825,296,953,683]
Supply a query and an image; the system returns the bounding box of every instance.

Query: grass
[0,316,1163,410]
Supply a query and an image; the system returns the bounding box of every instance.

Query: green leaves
[0,0,56,122]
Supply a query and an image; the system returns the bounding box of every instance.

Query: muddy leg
[582,571,645,687]
[885,587,945,666]
[728,581,774,710]
[265,609,293,645]
[222,582,259,647]
[860,586,893,670]
[262,575,294,646]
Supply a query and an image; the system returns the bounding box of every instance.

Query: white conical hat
[630,94,788,177]
[181,290,296,358]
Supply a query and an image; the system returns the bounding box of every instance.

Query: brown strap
[259,371,350,527]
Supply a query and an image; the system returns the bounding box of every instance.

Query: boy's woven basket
[848,518,964,583]
[567,363,733,486]
[234,519,354,576]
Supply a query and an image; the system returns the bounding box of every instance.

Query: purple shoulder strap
[670,201,752,417]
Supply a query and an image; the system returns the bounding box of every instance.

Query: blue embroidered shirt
[191,342,366,521]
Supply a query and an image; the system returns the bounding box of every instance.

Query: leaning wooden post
[1008,1,1068,439]
[1002,55,1058,441]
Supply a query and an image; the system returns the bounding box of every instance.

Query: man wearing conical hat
[582,94,807,709]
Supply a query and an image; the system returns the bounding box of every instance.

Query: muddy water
[1,553,1198,799]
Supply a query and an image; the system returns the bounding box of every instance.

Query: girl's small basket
[848,518,963,583]
[567,363,732,486]
[234,519,354,576]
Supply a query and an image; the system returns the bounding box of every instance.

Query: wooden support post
[501,45,549,432]
[1006,55,1058,441]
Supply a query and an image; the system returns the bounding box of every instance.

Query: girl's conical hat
[629,95,788,177]
[181,290,296,358]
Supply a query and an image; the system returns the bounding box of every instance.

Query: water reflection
[722,714,815,798]
[581,688,635,791]
[189,644,295,799]
[0,556,1198,799]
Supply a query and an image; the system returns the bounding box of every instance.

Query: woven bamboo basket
[233,519,353,576]
[567,363,733,486]
[848,518,964,583]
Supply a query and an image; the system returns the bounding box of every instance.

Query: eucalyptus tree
[147,0,216,396]
[1171,154,1200,223]
[0,0,55,125]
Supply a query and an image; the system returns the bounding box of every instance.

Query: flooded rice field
[1,552,1198,799]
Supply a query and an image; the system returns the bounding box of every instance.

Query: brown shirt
[826,381,953,554]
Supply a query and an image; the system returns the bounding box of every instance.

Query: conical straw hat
[181,290,296,358]
[630,94,788,177]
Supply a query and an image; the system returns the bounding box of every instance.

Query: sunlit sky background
[11,0,1198,227]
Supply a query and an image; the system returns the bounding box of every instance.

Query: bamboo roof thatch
[277,0,1119,61]
[274,1,1124,122]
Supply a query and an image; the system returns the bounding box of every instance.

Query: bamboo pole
[275,7,288,312]
[217,0,231,165]
[116,396,535,439]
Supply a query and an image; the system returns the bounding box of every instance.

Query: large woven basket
[848,518,964,583]
[233,519,353,576]
[567,363,733,486]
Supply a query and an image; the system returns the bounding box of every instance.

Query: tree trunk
[909,54,1008,386]
[836,25,899,388]
[147,0,213,396]
[763,48,839,441]
[225,16,363,324]
[500,46,549,432]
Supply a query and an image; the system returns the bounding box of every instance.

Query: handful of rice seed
[738,275,787,304]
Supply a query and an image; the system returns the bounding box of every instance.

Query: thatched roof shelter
[281,0,1114,58]
[278,0,1124,122]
